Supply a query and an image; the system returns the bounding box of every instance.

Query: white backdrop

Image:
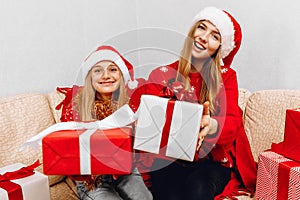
[1,0,300,97]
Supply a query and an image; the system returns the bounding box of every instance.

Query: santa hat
[81,45,138,89]
[192,7,242,67]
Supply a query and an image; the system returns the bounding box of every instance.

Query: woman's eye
[198,24,205,30]
[211,33,220,41]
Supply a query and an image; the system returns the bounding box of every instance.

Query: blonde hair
[177,20,222,114]
[75,66,129,121]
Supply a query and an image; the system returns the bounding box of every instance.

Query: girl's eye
[111,68,117,71]
[94,68,103,73]
[109,67,118,72]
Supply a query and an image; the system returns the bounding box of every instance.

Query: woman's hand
[196,101,219,151]
[197,101,210,151]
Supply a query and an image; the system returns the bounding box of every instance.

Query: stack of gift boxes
[256,109,300,200]
[41,94,203,176]
[0,94,203,199]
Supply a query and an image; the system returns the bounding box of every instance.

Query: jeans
[77,168,153,200]
[150,159,231,200]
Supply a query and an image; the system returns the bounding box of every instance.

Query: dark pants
[150,158,231,200]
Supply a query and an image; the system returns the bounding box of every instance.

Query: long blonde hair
[177,20,222,114]
[75,68,129,121]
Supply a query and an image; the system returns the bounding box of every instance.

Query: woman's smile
[194,41,205,51]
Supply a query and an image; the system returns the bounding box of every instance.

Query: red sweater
[130,61,257,199]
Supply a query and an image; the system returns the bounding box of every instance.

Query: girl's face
[91,60,122,99]
[192,20,221,61]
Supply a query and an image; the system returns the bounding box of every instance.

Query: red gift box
[42,127,132,175]
[256,151,300,200]
[282,109,300,162]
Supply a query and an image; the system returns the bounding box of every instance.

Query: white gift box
[0,163,50,200]
[134,95,203,161]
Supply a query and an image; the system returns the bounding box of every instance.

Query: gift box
[256,151,300,200]
[282,109,300,162]
[42,127,132,175]
[0,162,50,200]
[134,95,203,161]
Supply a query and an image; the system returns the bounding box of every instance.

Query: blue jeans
[77,168,152,200]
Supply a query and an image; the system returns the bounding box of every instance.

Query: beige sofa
[1,88,300,199]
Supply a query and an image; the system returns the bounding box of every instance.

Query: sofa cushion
[243,90,300,162]
[50,178,78,200]
[47,91,65,123]
[0,93,55,167]
[238,88,251,114]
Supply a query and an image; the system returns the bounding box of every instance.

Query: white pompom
[127,79,138,89]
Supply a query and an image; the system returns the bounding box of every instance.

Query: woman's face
[91,60,122,99]
[192,20,221,61]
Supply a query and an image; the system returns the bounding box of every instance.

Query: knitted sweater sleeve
[203,68,242,148]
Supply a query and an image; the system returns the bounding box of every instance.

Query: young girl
[132,7,257,200]
[57,45,152,200]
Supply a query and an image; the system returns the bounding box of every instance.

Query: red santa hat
[81,45,138,89]
[192,7,242,67]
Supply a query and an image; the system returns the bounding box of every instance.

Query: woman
[57,45,152,200]
[132,7,257,200]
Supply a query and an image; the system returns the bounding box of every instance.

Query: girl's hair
[177,20,222,114]
[75,65,129,121]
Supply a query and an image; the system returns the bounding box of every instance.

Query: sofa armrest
[243,90,300,162]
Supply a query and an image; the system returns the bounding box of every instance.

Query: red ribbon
[157,83,197,157]
[159,99,175,156]
[277,160,300,199]
[0,160,41,200]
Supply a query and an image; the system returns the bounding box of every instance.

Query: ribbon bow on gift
[0,160,41,200]
[0,160,40,182]
[159,79,198,103]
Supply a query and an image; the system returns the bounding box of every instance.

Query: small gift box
[42,127,132,175]
[282,109,300,162]
[134,95,203,161]
[256,151,300,200]
[0,161,50,200]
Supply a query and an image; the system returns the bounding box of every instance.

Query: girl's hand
[112,174,119,180]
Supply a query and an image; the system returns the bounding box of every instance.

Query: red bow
[55,85,82,110]
[159,81,198,103]
[0,160,41,182]
[0,160,41,200]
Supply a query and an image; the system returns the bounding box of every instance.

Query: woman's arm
[198,68,242,150]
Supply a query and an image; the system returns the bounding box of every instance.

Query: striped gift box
[256,151,300,200]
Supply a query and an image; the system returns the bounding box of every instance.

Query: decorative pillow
[244,90,300,162]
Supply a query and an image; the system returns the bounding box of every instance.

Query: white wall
[1,0,300,97]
